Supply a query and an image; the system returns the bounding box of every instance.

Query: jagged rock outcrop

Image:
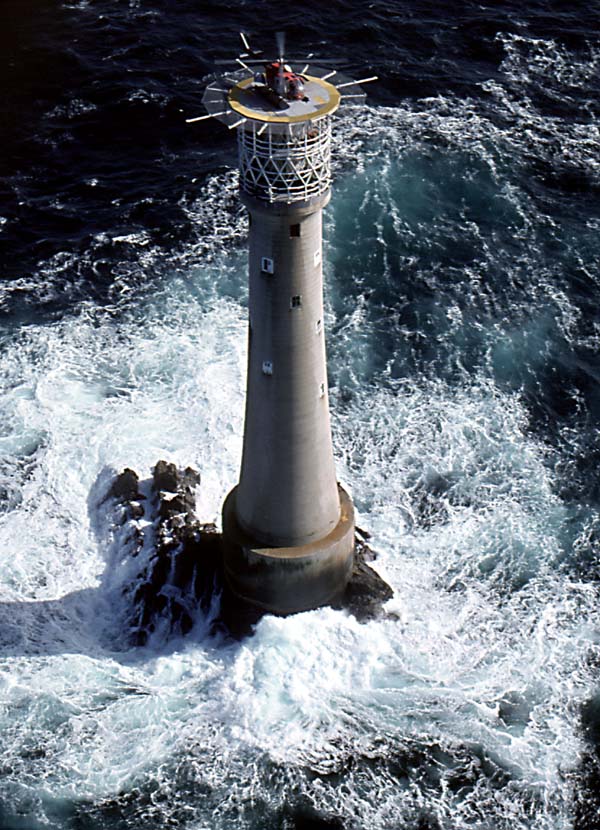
[104,463,394,643]
[336,527,394,621]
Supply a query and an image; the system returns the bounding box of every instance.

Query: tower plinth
[191,38,376,613]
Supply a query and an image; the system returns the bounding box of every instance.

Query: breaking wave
[0,22,599,830]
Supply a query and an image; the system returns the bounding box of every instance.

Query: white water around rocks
[1,33,600,829]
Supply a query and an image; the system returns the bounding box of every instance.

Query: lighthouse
[188,35,376,614]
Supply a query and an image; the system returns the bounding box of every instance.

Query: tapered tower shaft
[236,193,339,547]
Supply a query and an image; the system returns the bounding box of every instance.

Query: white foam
[1,35,599,827]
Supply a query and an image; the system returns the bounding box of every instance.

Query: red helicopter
[252,33,309,109]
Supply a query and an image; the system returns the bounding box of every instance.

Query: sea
[0,1,599,828]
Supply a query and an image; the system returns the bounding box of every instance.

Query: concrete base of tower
[221,485,355,615]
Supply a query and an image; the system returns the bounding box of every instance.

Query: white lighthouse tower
[189,35,376,614]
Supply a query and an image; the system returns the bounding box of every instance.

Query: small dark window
[290,223,301,238]
[261,257,274,274]
[291,295,302,309]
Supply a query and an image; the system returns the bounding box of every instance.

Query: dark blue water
[0,2,599,828]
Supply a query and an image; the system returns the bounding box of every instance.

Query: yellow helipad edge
[228,76,341,124]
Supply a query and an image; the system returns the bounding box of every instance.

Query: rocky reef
[100,461,394,644]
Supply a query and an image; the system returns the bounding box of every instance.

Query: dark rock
[131,627,148,647]
[169,599,185,625]
[105,463,394,644]
[129,501,144,520]
[179,606,194,635]
[110,468,140,502]
[148,554,171,592]
[172,547,196,590]
[574,750,600,830]
[573,695,600,830]
[119,462,219,642]
[159,493,192,520]
[151,460,199,499]
[152,460,179,494]
[133,581,152,609]
[152,462,200,566]
[355,526,376,560]
[582,695,600,748]
[414,815,442,830]
[134,583,167,631]
[182,466,201,489]
[192,525,222,599]
[334,538,394,622]
[133,582,162,623]
[123,530,144,557]
[280,801,346,830]
[217,583,265,639]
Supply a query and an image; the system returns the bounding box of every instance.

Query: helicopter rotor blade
[336,76,378,88]
[213,57,344,67]
[276,31,286,62]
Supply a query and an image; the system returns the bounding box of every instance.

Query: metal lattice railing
[238,118,332,203]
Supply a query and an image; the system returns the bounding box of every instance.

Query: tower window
[261,257,274,274]
[316,319,322,334]
[290,295,302,309]
[314,249,321,267]
[289,223,301,238]
[319,382,326,398]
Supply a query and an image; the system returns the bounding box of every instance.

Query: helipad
[228,75,341,124]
